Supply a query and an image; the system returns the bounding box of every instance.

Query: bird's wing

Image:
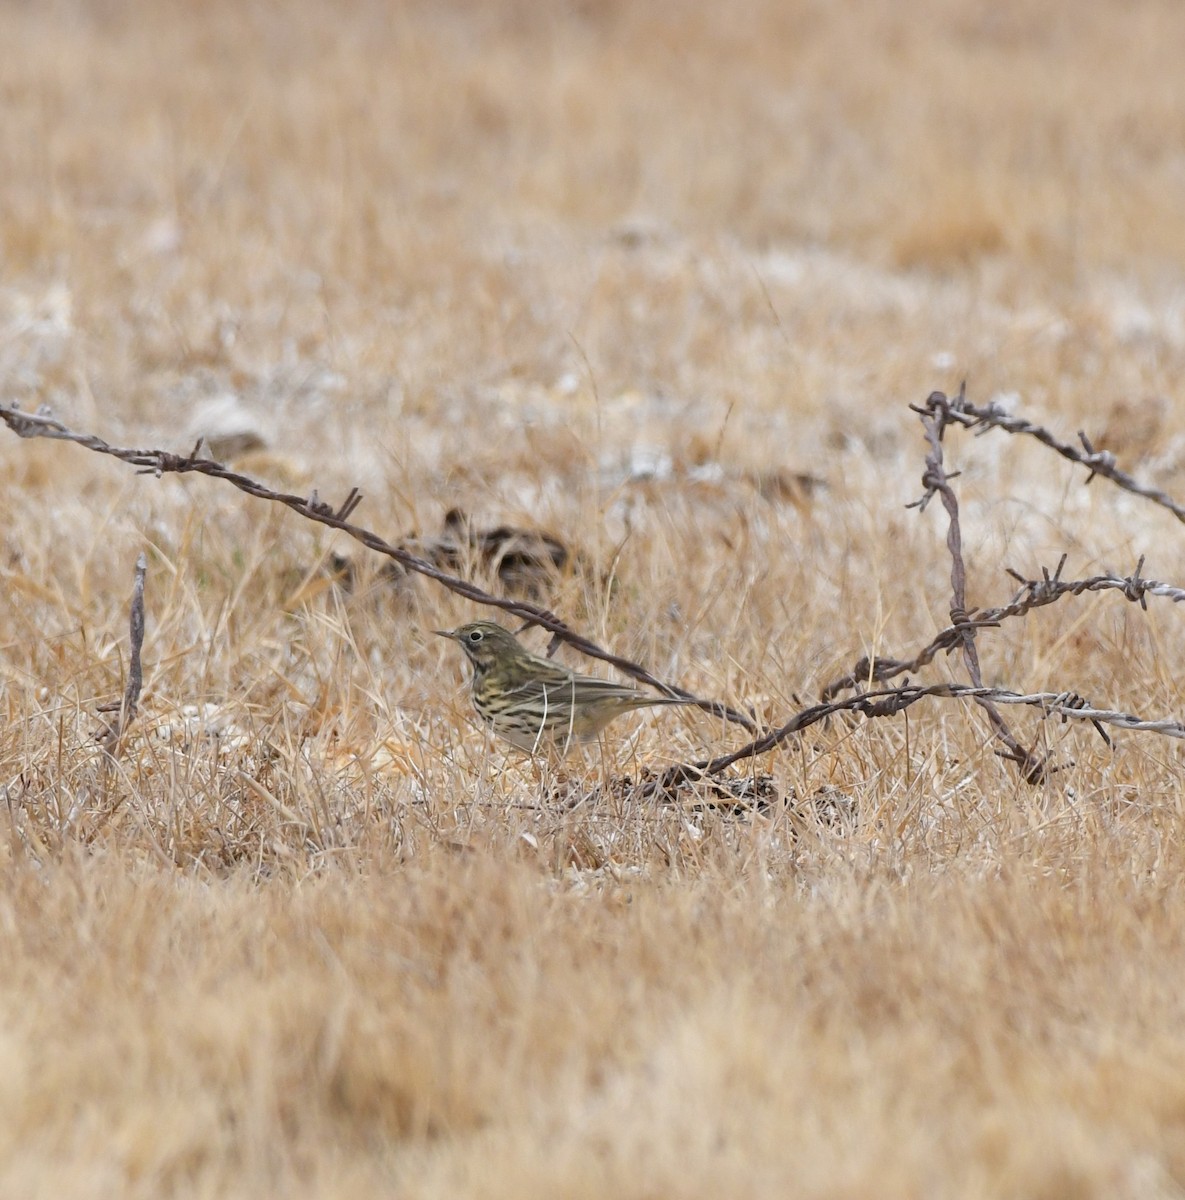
[497,670,577,704]
[498,671,639,704]
[567,676,650,705]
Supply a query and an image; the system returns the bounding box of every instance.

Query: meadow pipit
[437,620,693,756]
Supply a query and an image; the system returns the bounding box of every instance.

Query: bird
[436,620,694,756]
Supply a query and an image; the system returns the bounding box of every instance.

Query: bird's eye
[467,630,483,643]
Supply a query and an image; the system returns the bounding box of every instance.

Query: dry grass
[4,0,1185,1194]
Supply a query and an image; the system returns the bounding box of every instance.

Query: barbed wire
[8,386,1185,790]
[647,681,1182,792]
[0,403,758,734]
[823,557,1185,699]
[905,385,1047,781]
[691,384,1185,785]
[933,387,1185,523]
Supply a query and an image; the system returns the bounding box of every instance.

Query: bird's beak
[433,629,457,640]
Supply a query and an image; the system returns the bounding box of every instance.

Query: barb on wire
[1,403,757,735]
[1003,554,1185,610]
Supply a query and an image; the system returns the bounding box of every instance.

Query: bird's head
[435,621,525,671]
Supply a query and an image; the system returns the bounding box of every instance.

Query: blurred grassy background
[4,1,1185,1195]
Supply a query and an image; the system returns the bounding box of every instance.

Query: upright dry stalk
[97,553,147,753]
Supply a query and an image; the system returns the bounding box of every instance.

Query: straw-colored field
[5,1,1185,1195]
